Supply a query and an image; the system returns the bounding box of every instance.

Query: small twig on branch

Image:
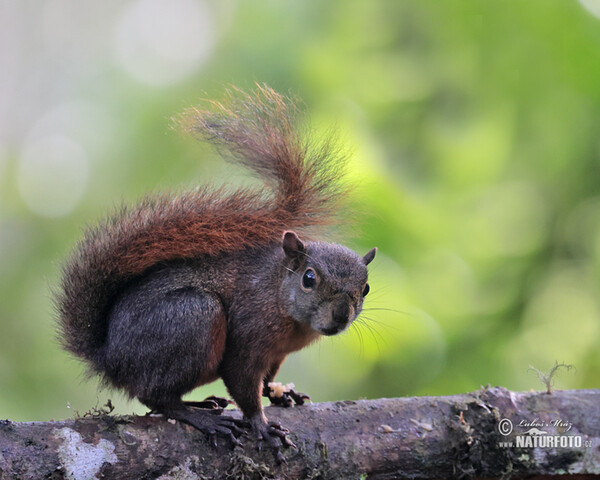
[528,361,575,394]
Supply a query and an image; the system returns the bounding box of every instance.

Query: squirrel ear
[363,247,377,265]
[282,231,306,258]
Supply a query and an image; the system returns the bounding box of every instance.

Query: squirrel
[55,85,376,462]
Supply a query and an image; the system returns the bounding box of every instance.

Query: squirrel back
[55,85,349,369]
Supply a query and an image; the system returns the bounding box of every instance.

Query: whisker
[299,251,315,262]
[364,285,396,299]
[354,318,384,353]
[358,314,401,331]
[362,307,414,315]
[359,314,384,323]
[349,322,364,358]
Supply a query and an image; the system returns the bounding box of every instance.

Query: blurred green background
[2,0,600,421]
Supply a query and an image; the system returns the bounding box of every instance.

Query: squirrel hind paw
[183,395,233,413]
[164,406,247,448]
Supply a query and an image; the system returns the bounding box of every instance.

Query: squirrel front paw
[250,415,296,464]
[263,382,311,407]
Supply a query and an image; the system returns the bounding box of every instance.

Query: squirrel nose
[332,302,350,325]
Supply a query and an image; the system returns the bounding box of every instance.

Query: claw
[250,415,296,463]
[203,395,233,409]
[267,427,286,439]
[288,389,311,406]
[271,423,289,433]
[163,406,245,449]
[284,437,297,449]
[183,395,233,414]
[225,423,245,435]
[230,433,243,447]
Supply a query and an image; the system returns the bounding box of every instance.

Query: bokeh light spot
[579,0,600,19]
[17,135,89,218]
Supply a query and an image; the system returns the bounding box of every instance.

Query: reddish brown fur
[112,190,295,276]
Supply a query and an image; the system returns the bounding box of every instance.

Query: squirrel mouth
[319,326,342,336]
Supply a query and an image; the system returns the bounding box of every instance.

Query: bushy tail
[56,85,349,367]
[177,84,348,222]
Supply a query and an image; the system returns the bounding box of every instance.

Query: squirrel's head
[279,231,376,336]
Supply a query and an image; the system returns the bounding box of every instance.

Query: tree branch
[1,387,599,479]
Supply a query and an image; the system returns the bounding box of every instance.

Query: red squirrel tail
[177,84,349,225]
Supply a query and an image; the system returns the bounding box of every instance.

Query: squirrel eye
[301,268,317,291]
[362,283,370,297]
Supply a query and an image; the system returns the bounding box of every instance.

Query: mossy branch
[1,389,599,479]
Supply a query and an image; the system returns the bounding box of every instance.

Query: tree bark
[0,387,599,480]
